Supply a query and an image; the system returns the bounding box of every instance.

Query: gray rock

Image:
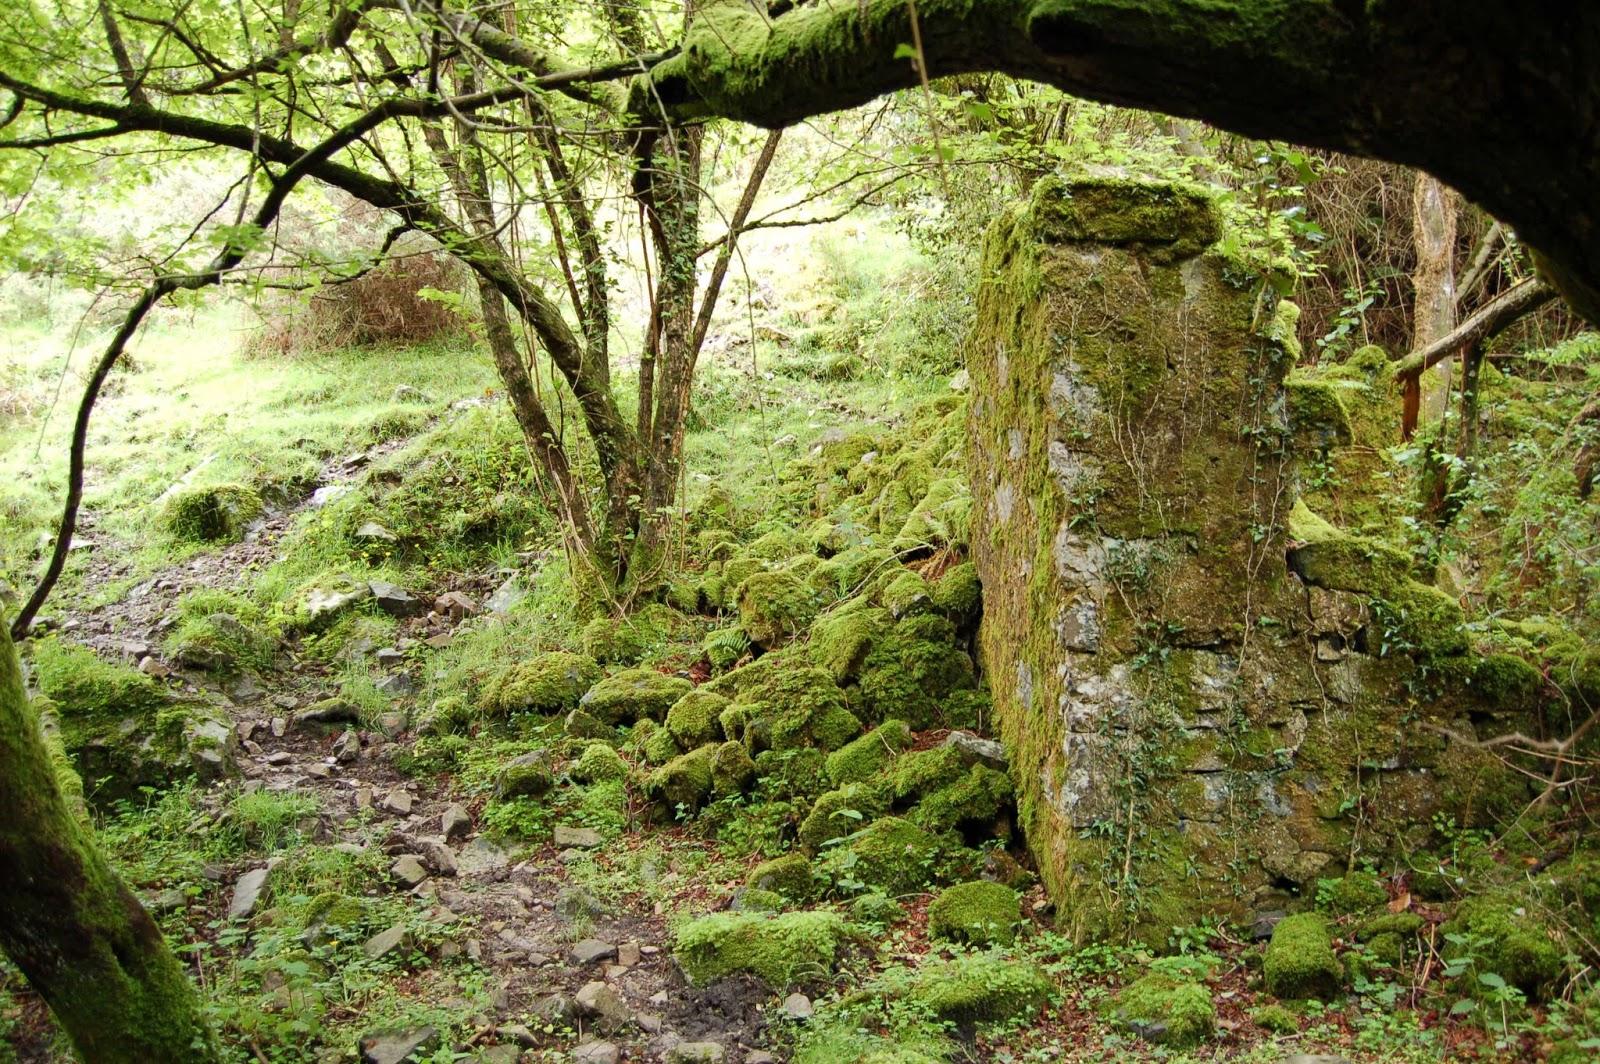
[456,837,509,875]
[434,591,478,622]
[363,924,411,961]
[573,980,631,1028]
[494,750,554,799]
[228,866,271,920]
[359,1027,438,1064]
[553,825,603,849]
[377,712,406,738]
[943,730,1008,772]
[782,992,813,1020]
[302,584,373,629]
[369,580,425,618]
[570,939,618,966]
[375,647,405,667]
[667,1043,726,1064]
[417,837,458,877]
[356,522,399,544]
[379,787,413,816]
[145,887,187,913]
[390,854,428,889]
[297,698,361,727]
[441,803,472,841]
[745,1053,776,1064]
[333,729,361,763]
[485,574,527,614]
[270,716,288,737]
[1251,910,1287,941]
[306,763,334,779]
[531,993,577,1025]
[375,672,414,696]
[556,886,605,919]
[479,1047,519,1064]
[495,1023,536,1047]
[573,1042,621,1064]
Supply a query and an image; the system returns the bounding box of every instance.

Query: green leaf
[893,42,918,60]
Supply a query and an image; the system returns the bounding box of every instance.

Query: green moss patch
[1263,913,1343,1001]
[673,910,849,987]
[927,880,1020,947]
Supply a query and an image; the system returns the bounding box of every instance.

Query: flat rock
[297,698,361,726]
[782,992,813,1020]
[375,672,414,696]
[302,584,372,628]
[375,647,406,666]
[363,923,411,961]
[434,591,478,622]
[333,729,361,762]
[531,993,577,1025]
[943,730,1008,772]
[456,837,509,875]
[359,1027,438,1064]
[356,522,399,543]
[390,854,429,889]
[379,788,413,816]
[667,1043,726,1064]
[496,1023,536,1048]
[573,1041,621,1064]
[570,939,618,966]
[573,981,631,1028]
[553,825,603,849]
[145,887,187,913]
[417,838,458,877]
[441,803,472,840]
[369,581,425,618]
[228,866,271,920]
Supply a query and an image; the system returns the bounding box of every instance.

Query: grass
[0,302,497,604]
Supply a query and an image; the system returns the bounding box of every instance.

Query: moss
[904,955,1051,1025]
[301,891,370,946]
[1250,1002,1299,1034]
[494,751,555,799]
[856,617,975,729]
[825,719,913,786]
[930,562,981,625]
[798,781,891,852]
[572,742,630,784]
[752,747,831,803]
[927,880,1020,947]
[1441,895,1564,1001]
[1263,914,1343,1000]
[1321,871,1388,916]
[165,591,275,673]
[747,852,818,902]
[1469,653,1545,710]
[887,745,967,802]
[666,689,730,749]
[1285,376,1353,448]
[810,545,896,599]
[711,740,757,796]
[809,605,892,683]
[564,707,615,741]
[818,816,949,896]
[1109,973,1214,1048]
[911,764,1013,839]
[645,743,718,811]
[737,569,821,648]
[1285,500,1413,593]
[673,910,849,987]
[1029,175,1220,261]
[891,478,972,554]
[580,607,679,665]
[880,570,934,618]
[641,721,684,765]
[579,668,693,725]
[739,665,862,754]
[746,525,810,561]
[158,482,263,543]
[482,651,602,716]
[718,703,751,742]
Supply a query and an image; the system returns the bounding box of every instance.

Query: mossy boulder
[911,764,1013,839]
[809,605,892,683]
[818,816,948,896]
[746,525,810,561]
[701,626,752,673]
[738,665,862,754]
[710,740,758,796]
[1111,974,1215,1048]
[798,781,891,852]
[825,719,914,786]
[810,546,896,600]
[880,570,934,619]
[848,893,906,928]
[1441,895,1564,1001]
[752,747,831,803]
[927,881,1020,947]
[856,615,976,728]
[1263,913,1343,1000]
[930,562,981,624]
[747,852,818,903]
[572,742,630,784]
[166,601,274,673]
[483,652,602,716]
[158,482,263,543]
[579,668,693,725]
[495,750,555,799]
[301,891,371,947]
[1321,871,1388,915]
[666,689,730,749]
[904,955,1050,1024]
[645,744,718,811]
[892,478,972,555]
[736,569,821,648]
[673,910,849,987]
[580,604,682,665]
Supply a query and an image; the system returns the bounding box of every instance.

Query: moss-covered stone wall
[967,176,1535,940]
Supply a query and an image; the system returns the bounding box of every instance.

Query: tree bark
[0,622,217,1061]
[1409,174,1458,424]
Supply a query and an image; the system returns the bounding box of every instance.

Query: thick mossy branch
[650,0,1600,324]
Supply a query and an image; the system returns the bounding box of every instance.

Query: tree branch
[1393,278,1559,383]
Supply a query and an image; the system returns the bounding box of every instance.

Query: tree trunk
[1410,173,1459,424]
[0,623,217,1062]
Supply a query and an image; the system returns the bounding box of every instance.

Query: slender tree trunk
[0,622,217,1062]
[1411,173,1459,423]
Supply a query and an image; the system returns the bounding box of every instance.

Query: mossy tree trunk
[0,621,218,1062]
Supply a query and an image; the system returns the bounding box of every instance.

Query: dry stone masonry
[967,175,1536,939]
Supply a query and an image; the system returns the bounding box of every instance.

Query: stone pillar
[967,176,1526,940]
